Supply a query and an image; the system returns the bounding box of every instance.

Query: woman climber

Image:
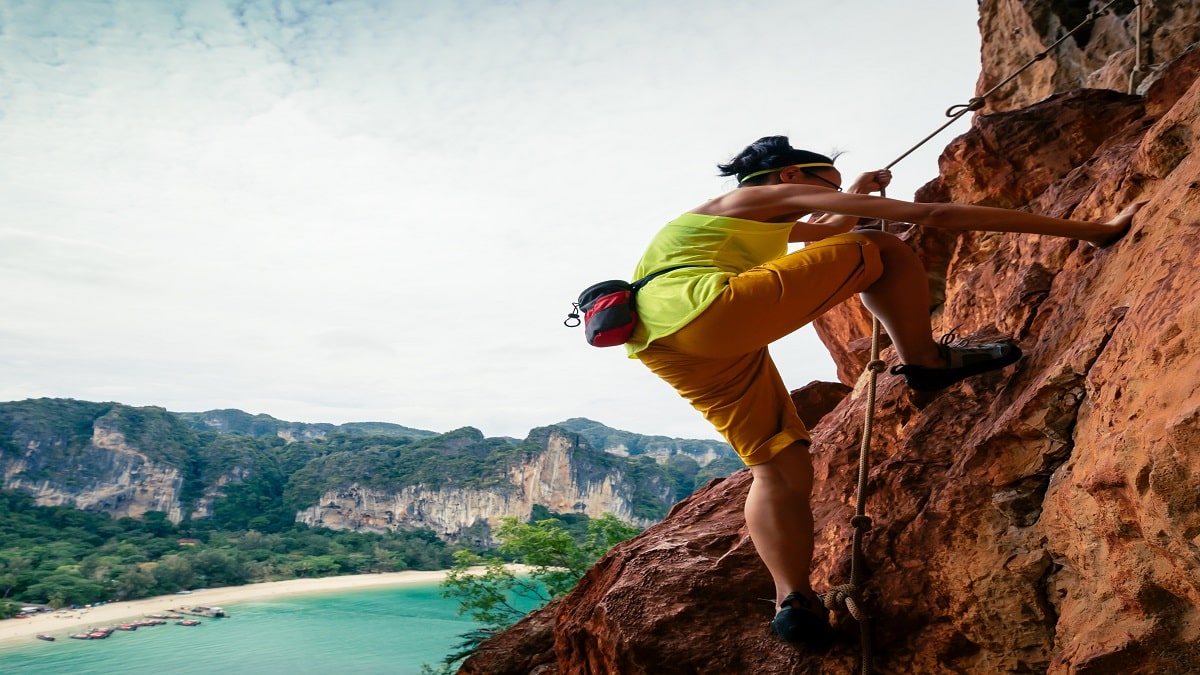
[625,135,1145,649]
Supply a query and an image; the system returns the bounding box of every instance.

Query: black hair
[717,136,837,185]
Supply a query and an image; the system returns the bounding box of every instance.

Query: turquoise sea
[0,582,498,674]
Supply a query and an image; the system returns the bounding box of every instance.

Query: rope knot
[866,359,887,374]
[850,515,873,531]
[821,584,869,621]
[821,584,855,610]
[946,97,987,117]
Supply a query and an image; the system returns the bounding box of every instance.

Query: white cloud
[0,0,982,440]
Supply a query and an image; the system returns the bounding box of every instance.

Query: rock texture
[2,413,188,522]
[819,1,1200,382]
[460,38,1200,675]
[297,429,663,541]
[977,0,1200,113]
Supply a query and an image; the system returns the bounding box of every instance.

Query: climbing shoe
[890,337,1022,392]
[770,592,835,650]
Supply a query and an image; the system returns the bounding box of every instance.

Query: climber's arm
[782,191,1144,247]
[788,170,893,242]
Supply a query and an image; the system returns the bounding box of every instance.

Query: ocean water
[0,582,502,674]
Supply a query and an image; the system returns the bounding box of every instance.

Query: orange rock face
[462,40,1200,675]
[977,0,1200,113]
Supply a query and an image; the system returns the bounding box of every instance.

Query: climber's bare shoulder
[689,184,869,223]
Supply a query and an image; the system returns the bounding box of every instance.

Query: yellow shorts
[636,233,883,466]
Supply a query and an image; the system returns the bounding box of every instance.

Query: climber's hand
[1089,200,1149,248]
[848,169,892,195]
[1114,200,1149,223]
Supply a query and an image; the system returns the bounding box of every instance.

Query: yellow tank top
[625,212,793,356]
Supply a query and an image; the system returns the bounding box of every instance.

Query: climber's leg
[853,229,943,367]
[854,229,1022,387]
[745,441,816,605]
[746,442,834,648]
[635,343,834,646]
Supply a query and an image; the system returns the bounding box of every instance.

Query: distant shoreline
[0,567,507,648]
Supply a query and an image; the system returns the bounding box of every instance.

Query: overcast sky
[1,0,982,441]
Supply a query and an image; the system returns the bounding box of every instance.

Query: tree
[494,517,589,598]
[0,554,31,599]
[581,513,642,560]
[114,566,157,600]
[190,549,249,587]
[24,573,105,607]
[433,513,640,671]
[0,600,18,619]
[140,511,176,538]
[151,555,195,592]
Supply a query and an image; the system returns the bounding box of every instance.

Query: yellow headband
[739,162,835,183]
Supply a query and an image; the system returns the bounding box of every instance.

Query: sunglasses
[802,170,842,192]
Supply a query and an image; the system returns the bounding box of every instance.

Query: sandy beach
[0,569,467,648]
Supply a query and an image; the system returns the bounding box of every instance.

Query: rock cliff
[5,420,188,522]
[460,22,1200,675]
[296,429,663,542]
[978,0,1200,112]
[0,401,208,523]
[0,401,696,541]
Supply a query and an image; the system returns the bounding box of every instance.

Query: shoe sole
[771,606,835,650]
[902,345,1023,391]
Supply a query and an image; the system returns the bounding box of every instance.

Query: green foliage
[528,504,589,540]
[24,573,107,607]
[114,566,156,599]
[210,439,330,533]
[0,599,17,619]
[432,511,640,671]
[582,513,642,557]
[0,399,113,484]
[0,489,455,606]
[615,455,673,521]
[0,399,111,452]
[441,552,532,628]
[96,405,203,466]
[665,454,701,495]
[496,518,588,598]
[287,428,535,496]
[337,421,438,439]
[175,409,338,438]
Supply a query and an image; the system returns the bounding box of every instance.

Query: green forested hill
[0,399,739,528]
[0,398,745,615]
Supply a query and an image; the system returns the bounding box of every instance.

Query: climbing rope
[820,313,884,675]
[819,210,889,675]
[886,0,1128,171]
[817,3,1140,672]
[1129,1,1146,94]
